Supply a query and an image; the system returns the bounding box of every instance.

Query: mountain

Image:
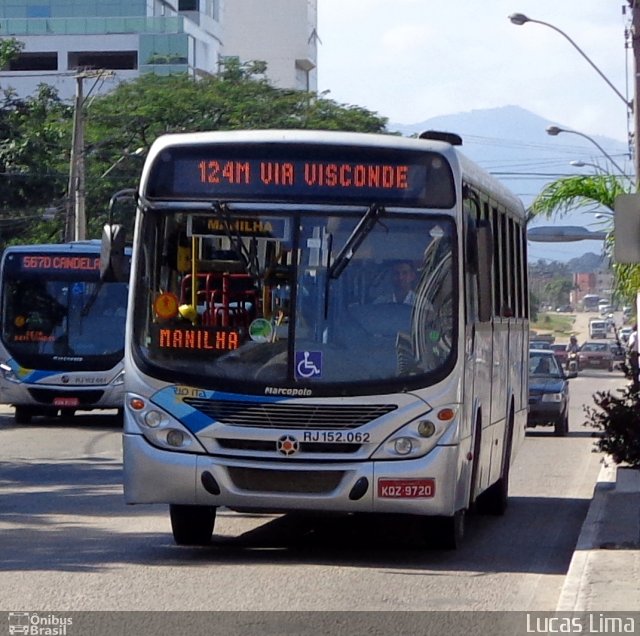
[389,106,628,264]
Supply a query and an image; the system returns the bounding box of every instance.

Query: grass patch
[531,312,575,338]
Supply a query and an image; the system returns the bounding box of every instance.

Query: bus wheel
[14,406,33,425]
[169,504,216,546]
[59,409,75,419]
[427,510,465,550]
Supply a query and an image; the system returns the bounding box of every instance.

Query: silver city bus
[110,130,529,548]
[0,241,130,423]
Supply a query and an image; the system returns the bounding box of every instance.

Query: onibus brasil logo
[7,613,72,635]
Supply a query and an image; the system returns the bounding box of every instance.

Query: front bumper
[123,433,460,517]
[0,381,125,410]
[527,402,564,425]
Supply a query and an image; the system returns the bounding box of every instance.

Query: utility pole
[65,73,82,242]
[65,69,113,242]
[66,73,85,241]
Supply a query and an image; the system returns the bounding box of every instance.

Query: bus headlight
[126,393,206,453]
[0,362,19,383]
[372,406,457,460]
[166,429,185,447]
[111,370,125,386]
[394,437,413,455]
[144,410,167,428]
[417,420,436,437]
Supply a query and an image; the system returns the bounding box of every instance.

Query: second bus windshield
[135,208,457,394]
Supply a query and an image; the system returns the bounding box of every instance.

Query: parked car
[528,349,574,436]
[550,343,569,365]
[578,341,614,371]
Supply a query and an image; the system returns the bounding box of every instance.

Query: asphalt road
[0,361,625,614]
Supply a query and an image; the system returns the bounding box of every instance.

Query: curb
[555,461,617,611]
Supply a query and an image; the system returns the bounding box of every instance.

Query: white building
[223,0,317,92]
[0,0,317,100]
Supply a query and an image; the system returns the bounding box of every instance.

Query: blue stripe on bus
[6,359,58,383]
[150,386,290,434]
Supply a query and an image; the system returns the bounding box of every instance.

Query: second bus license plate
[53,397,80,407]
[377,478,435,498]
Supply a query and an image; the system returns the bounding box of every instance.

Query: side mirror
[476,220,493,323]
[100,224,128,282]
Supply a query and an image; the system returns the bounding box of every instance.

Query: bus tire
[14,406,33,425]
[169,504,216,546]
[427,509,465,550]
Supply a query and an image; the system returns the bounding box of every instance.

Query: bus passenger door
[462,211,493,496]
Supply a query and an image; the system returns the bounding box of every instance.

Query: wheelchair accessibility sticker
[295,350,322,379]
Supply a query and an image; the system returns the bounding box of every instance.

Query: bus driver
[375,260,417,305]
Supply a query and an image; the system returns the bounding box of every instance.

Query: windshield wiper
[211,202,258,276]
[329,204,384,279]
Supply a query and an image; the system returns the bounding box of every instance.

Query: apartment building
[0,0,317,100]
[223,0,317,92]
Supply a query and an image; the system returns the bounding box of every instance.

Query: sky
[317,0,630,143]
[317,0,630,263]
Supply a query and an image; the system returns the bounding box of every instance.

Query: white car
[620,326,633,343]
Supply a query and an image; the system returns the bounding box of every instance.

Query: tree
[0,84,72,245]
[82,68,389,236]
[0,64,390,243]
[529,174,636,305]
[0,38,23,70]
[544,278,574,308]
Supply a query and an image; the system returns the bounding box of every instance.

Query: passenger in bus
[374,260,417,305]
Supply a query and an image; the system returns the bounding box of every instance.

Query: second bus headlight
[371,407,457,460]
[126,393,206,454]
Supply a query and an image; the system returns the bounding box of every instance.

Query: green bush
[585,378,640,468]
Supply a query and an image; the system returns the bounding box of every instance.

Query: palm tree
[529,173,640,305]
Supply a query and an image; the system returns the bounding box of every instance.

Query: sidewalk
[556,461,640,610]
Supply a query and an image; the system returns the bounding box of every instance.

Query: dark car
[578,341,614,371]
[528,350,574,436]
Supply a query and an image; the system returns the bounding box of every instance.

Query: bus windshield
[1,256,128,370]
[133,206,457,395]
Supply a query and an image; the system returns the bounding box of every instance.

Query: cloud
[381,25,432,55]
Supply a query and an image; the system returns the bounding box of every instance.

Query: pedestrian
[627,323,639,389]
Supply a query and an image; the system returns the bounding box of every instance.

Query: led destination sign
[146,144,455,207]
[20,254,99,271]
[189,216,289,239]
[2,252,104,280]
[152,325,240,353]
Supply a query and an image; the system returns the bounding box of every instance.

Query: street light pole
[509,12,636,184]
[546,126,628,177]
[570,160,607,174]
[508,13,631,109]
